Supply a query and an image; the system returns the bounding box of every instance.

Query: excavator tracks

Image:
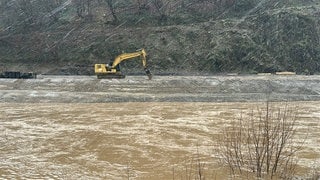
[97,74,126,79]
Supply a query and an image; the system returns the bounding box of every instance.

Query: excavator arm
[111,49,147,68]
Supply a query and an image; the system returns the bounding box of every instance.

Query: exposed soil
[1,75,320,103]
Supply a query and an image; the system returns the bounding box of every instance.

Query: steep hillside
[0,0,319,75]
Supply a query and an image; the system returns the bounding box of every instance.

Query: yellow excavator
[94,49,152,79]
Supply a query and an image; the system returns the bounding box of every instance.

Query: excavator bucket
[145,68,152,80]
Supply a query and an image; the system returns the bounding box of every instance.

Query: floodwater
[1,102,319,179]
[0,75,320,179]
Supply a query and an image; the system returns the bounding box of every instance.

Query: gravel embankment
[1,75,320,103]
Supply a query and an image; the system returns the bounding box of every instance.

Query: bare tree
[218,102,303,179]
[173,147,207,180]
[105,0,118,22]
[134,0,149,14]
[16,0,36,25]
[74,0,93,19]
[152,0,168,22]
[3,0,64,30]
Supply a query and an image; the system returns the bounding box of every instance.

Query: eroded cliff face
[0,1,319,75]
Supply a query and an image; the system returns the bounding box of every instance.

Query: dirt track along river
[0,75,319,179]
[1,75,320,103]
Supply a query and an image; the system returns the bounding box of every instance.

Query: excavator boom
[112,49,147,68]
[94,49,152,79]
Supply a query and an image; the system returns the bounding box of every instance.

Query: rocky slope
[0,0,319,75]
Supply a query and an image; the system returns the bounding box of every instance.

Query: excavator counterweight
[94,49,152,79]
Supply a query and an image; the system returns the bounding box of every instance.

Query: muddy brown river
[0,75,320,179]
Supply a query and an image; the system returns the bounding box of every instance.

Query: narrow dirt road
[1,75,320,103]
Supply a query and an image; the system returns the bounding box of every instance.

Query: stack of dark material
[0,71,37,79]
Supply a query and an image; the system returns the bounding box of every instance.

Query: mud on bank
[1,75,320,103]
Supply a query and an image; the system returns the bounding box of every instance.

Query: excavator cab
[95,63,125,79]
[106,62,120,72]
